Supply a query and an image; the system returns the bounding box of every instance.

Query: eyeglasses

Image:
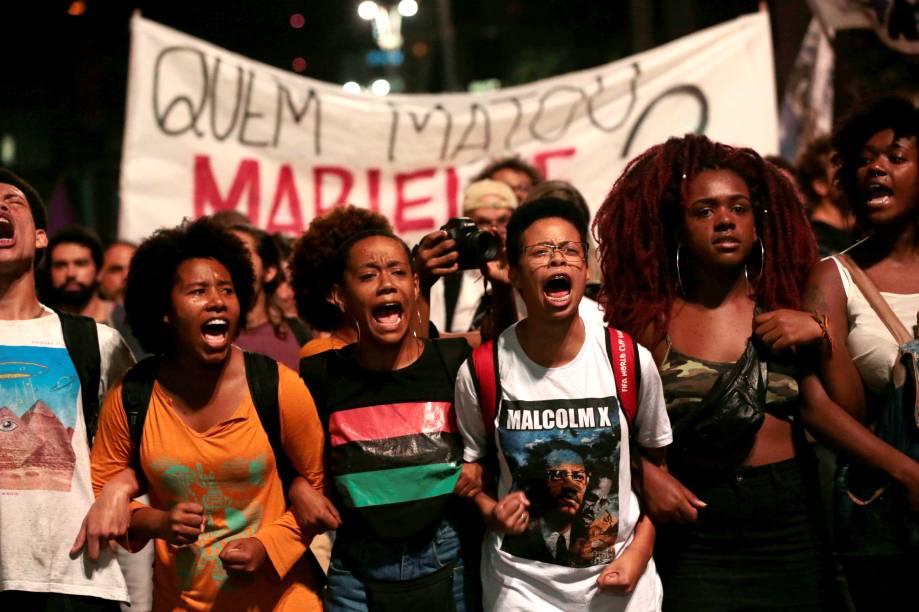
[522,241,588,263]
[545,468,587,482]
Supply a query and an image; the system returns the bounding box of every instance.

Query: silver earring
[350,315,361,343]
[749,238,765,289]
[676,245,686,296]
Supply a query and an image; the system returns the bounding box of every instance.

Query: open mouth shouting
[543,273,573,308]
[0,214,15,247]
[864,182,894,209]
[201,317,231,349]
[371,301,404,332]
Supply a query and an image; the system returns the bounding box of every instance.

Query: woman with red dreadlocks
[593,134,919,611]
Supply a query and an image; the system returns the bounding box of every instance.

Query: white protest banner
[119,11,777,245]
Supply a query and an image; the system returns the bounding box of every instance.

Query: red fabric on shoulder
[607,327,638,426]
[471,340,498,437]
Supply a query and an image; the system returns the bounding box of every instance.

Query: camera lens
[474,231,499,263]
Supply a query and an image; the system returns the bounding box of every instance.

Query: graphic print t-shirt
[91,362,325,612]
[0,308,134,601]
[455,320,672,611]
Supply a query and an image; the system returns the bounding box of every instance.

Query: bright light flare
[398,0,418,17]
[342,81,362,94]
[358,1,379,20]
[371,79,391,96]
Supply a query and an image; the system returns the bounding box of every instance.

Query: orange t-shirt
[298,336,349,359]
[91,363,324,612]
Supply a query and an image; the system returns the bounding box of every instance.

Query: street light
[342,81,362,94]
[357,1,379,20]
[398,0,418,17]
[371,79,391,96]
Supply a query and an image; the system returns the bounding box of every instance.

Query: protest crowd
[3,8,919,612]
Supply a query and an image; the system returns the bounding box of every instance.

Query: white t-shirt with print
[455,318,672,612]
[0,308,134,602]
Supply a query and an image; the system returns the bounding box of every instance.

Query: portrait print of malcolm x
[502,440,619,568]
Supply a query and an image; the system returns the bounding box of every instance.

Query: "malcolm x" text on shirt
[500,396,619,431]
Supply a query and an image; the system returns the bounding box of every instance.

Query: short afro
[124,217,255,355]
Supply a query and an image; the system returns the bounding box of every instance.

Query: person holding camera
[418,180,518,336]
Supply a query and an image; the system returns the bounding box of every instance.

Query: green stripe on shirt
[337,462,461,507]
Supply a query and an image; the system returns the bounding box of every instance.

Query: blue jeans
[326,518,469,612]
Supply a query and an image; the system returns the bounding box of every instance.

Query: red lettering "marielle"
[193,155,461,235]
[192,147,576,234]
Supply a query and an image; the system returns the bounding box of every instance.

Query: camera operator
[415,179,518,338]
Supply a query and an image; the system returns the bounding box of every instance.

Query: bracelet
[811,311,833,352]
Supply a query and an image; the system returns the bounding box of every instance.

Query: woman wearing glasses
[454,197,672,611]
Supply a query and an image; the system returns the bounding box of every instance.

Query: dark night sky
[3,1,805,240]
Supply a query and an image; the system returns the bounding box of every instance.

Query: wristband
[811,311,833,352]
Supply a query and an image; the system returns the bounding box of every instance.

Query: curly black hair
[290,206,392,332]
[833,95,919,224]
[124,217,255,355]
[473,155,544,185]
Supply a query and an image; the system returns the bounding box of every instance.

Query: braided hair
[593,134,817,346]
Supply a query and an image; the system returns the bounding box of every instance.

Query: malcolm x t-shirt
[455,319,671,612]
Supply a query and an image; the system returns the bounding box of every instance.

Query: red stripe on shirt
[328,401,457,447]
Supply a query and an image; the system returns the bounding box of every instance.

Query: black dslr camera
[441,217,500,270]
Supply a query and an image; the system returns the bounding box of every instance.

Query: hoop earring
[749,238,765,289]
[744,265,751,294]
[676,245,687,296]
[415,308,424,340]
[350,315,361,344]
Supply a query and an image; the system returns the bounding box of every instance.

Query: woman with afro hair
[802,96,919,610]
[290,205,393,359]
[593,134,919,611]
[89,218,326,611]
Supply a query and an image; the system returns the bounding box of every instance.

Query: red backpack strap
[605,327,640,427]
[470,339,500,437]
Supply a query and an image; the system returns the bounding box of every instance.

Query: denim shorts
[326,517,472,612]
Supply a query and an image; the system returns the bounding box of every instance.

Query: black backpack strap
[299,351,330,425]
[285,317,312,346]
[443,272,464,333]
[244,352,295,503]
[57,311,101,446]
[120,356,160,478]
